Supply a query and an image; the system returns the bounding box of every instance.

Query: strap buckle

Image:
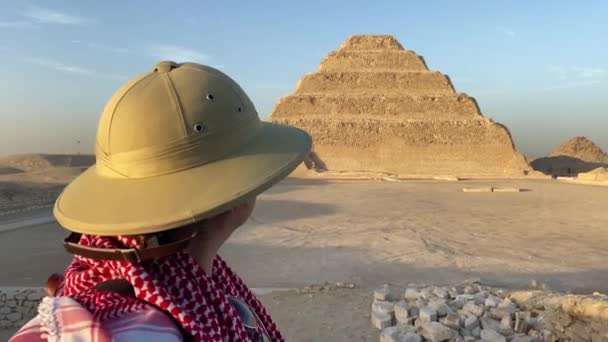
[121,248,142,263]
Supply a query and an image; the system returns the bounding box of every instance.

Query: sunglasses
[226,296,271,342]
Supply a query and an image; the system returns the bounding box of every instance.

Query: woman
[10,61,312,341]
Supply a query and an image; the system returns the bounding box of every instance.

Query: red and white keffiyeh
[61,234,283,342]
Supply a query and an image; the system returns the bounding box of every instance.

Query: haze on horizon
[0,1,607,158]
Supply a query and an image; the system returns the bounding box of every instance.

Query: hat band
[96,119,262,179]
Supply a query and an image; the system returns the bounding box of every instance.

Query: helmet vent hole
[193,123,206,133]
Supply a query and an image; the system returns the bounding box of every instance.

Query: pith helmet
[54,61,311,235]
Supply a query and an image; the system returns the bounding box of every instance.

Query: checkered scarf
[61,234,284,342]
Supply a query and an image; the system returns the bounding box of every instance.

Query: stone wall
[0,287,44,329]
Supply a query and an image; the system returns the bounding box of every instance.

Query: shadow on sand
[531,155,607,177]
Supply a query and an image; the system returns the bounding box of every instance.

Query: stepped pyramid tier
[270,35,531,178]
[532,136,608,176]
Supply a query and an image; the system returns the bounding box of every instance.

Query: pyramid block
[270,35,531,178]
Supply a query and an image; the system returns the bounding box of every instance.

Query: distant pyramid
[549,136,608,163]
[270,35,531,177]
[532,136,608,176]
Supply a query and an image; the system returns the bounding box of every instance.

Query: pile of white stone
[371,281,551,342]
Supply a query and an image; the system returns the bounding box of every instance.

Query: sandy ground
[1,178,608,340]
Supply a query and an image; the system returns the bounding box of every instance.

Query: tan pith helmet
[54,61,312,236]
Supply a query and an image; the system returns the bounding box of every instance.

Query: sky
[0,0,606,158]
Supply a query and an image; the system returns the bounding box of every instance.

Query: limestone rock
[490,305,517,320]
[405,288,420,300]
[527,329,541,339]
[463,301,484,317]
[451,336,465,342]
[473,295,486,306]
[500,314,514,335]
[464,316,480,331]
[471,327,481,338]
[394,301,410,323]
[372,300,396,316]
[375,285,393,301]
[430,301,454,317]
[480,329,506,342]
[420,288,435,300]
[450,298,465,310]
[463,286,476,295]
[441,313,461,329]
[419,306,438,323]
[514,312,530,334]
[434,287,450,299]
[380,326,409,342]
[480,315,502,331]
[409,306,420,319]
[419,322,454,342]
[448,288,460,299]
[403,333,423,342]
[415,299,428,309]
[510,335,539,342]
[270,34,531,178]
[485,295,502,308]
[372,311,394,330]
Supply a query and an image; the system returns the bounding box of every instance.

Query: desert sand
[270,35,532,178]
[1,170,608,340]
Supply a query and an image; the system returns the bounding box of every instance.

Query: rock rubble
[371,280,608,342]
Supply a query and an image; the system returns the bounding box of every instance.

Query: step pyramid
[269,35,531,177]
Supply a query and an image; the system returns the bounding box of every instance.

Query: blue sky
[0,1,606,157]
